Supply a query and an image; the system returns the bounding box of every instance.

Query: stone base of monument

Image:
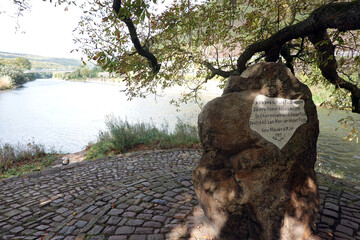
[193,62,320,240]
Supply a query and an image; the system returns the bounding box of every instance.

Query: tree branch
[236,0,360,113]
[203,61,238,79]
[308,29,360,113]
[112,0,161,73]
[237,0,360,73]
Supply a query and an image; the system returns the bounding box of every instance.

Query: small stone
[341,219,360,230]
[126,219,145,226]
[88,225,104,235]
[103,226,117,235]
[324,202,339,212]
[174,213,187,219]
[4,209,21,218]
[336,224,354,236]
[10,226,24,233]
[152,216,167,223]
[115,226,135,235]
[129,235,146,240]
[152,199,167,206]
[143,221,162,228]
[86,236,105,240]
[75,220,88,228]
[108,237,126,240]
[127,206,144,212]
[147,234,165,240]
[107,216,122,225]
[321,215,336,226]
[122,211,136,217]
[108,208,124,216]
[323,209,339,218]
[36,225,49,230]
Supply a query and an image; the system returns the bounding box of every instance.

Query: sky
[0,0,82,59]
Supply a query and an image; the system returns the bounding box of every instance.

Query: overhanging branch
[236,0,360,113]
[112,0,161,73]
[236,0,360,73]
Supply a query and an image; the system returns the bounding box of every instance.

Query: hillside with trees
[0,52,81,70]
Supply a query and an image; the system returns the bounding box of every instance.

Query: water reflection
[316,108,360,182]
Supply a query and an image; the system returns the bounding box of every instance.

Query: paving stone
[115,226,135,234]
[107,216,122,225]
[134,227,154,234]
[323,209,339,218]
[64,237,76,240]
[86,236,105,240]
[10,226,24,233]
[122,211,136,217]
[53,215,65,222]
[75,220,88,228]
[321,215,336,226]
[325,202,340,212]
[103,226,117,235]
[336,224,354,236]
[108,208,124,216]
[127,206,144,212]
[59,226,76,235]
[137,213,153,220]
[341,218,360,229]
[129,235,146,240]
[152,215,167,223]
[88,225,104,234]
[143,221,162,228]
[4,209,21,217]
[126,219,145,226]
[147,234,165,240]
[334,231,356,240]
[108,237,127,240]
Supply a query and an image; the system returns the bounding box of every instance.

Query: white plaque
[249,95,307,149]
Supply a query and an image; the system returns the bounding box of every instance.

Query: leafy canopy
[41,0,360,109]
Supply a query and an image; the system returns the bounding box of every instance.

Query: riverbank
[0,149,359,240]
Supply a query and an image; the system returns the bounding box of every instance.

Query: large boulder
[193,62,320,240]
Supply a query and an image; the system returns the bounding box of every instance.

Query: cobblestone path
[0,149,359,240]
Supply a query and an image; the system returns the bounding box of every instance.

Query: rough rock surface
[193,62,320,240]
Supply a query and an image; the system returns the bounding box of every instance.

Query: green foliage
[53,66,101,80]
[337,116,359,143]
[0,65,28,86]
[14,57,31,70]
[0,57,31,70]
[67,0,360,107]
[0,141,59,178]
[86,117,199,160]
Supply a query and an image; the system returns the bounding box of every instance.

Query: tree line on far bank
[0,57,52,90]
[0,57,33,90]
[53,66,103,80]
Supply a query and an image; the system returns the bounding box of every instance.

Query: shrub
[0,65,28,86]
[86,117,200,160]
[0,75,12,89]
[0,141,47,174]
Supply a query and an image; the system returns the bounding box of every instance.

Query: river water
[0,79,359,182]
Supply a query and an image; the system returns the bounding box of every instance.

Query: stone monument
[193,62,320,239]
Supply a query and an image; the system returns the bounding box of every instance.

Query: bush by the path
[86,118,200,160]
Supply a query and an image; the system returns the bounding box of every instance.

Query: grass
[0,141,61,179]
[85,117,200,160]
